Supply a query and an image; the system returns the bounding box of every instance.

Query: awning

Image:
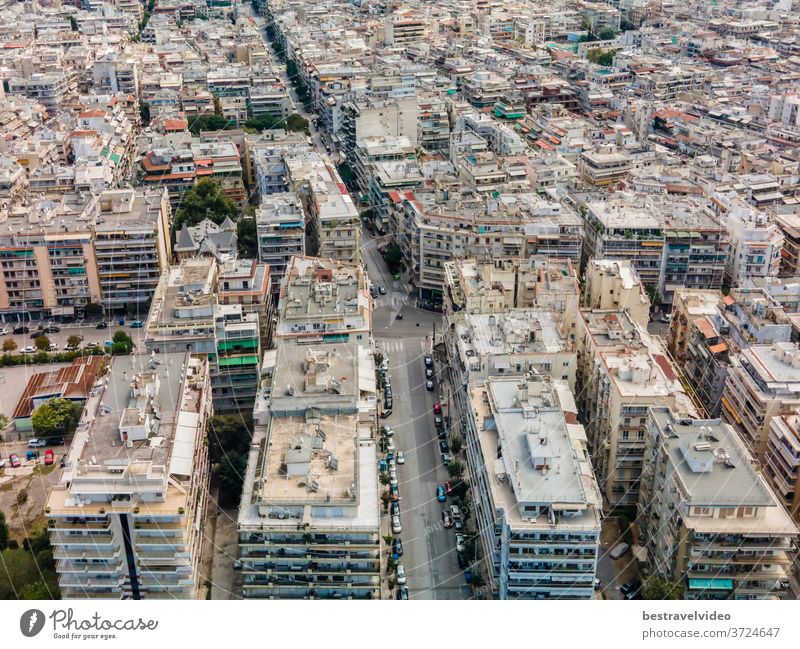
[689,578,732,591]
[720,395,741,423]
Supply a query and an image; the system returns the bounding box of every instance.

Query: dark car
[96,321,108,329]
[378,286,386,295]
[445,480,453,496]
[457,553,467,569]
[13,326,29,334]
[30,330,46,339]
[437,428,447,441]
[49,437,65,447]
[43,326,60,333]
[424,355,433,367]
[385,398,393,410]
[390,501,400,517]
[434,416,443,430]
[390,484,399,501]
[380,409,392,419]
[384,386,392,399]
[395,587,409,600]
[425,368,433,379]
[620,579,642,597]
[391,538,403,558]
[60,454,67,468]
[426,379,434,391]
[439,440,450,454]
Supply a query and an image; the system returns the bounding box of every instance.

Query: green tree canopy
[598,27,616,40]
[66,335,82,350]
[207,413,253,464]
[111,330,134,355]
[237,217,258,258]
[383,243,403,275]
[0,512,8,551]
[2,338,17,354]
[187,114,234,135]
[34,335,50,351]
[217,452,247,505]
[173,178,238,232]
[31,398,83,437]
[587,48,617,66]
[642,574,681,600]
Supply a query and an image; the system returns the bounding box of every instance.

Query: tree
[383,243,403,275]
[111,330,134,355]
[2,339,17,354]
[173,178,238,232]
[0,414,8,434]
[243,114,282,131]
[237,217,258,258]
[642,574,681,600]
[139,102,151,126]
[598,27,616,41]
[587,48,617,66]
[447,460,465,481]
[449,436,463,455]
[217,452,247,504]
[34,335,50,352]
[84,302,103,317]
[187,114,232,135]
[67,335,82,350]
[0,512,8,551]
[644,284,662,309]
[285,113,309,133]
[31,398,83,437]
[207,413,253,464]
[68,15,78,31]
[379,472,390,485]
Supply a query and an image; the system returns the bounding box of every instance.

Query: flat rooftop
[580,309,643,347]
[462,310,568,356]
[742,343,800,386]
[471,378,601,531]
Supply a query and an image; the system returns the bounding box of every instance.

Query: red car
[433,403,442,415]
[445,480,453,496]
[9,453,20,468]
[44,449,54,466]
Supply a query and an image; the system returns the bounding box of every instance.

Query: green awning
[218,355,259,367]
[688,578,732,590]
[322,334,349,343]
[109,153,122,164]
[218,339,258,351]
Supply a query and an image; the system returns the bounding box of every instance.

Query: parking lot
[0,320,147,355]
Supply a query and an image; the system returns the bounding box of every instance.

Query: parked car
[27,438,47,448]
[619,579,642,596]
[9,453,20,468]
[434,416,443,430]
[426,380,434,391]
[25,451,38,461]
[44,449,54,465]
[433,403,442,415]
[425,367,433,379]
[96,321,108,329]
[609,542,630,560]
[64,342,79,351]
[378,286,386,295]
[21,345,36,353]
[455,534,466,553]
[424,354,433,367]
[381,425,394,437]
[13,326,29,334]
[444,480,453,496]
[385,397,393,410]
[439,440,450,454]
[390,484,399,501]
[0,325,8,335]
[384,386,393,399]
[387,438,396,452]
[442,511,453,528]
[49,437,65,447]
[391,515,402,534]
[450,505,463,521]
[388,459,396,472]
[30,330,45,339]
[395,587,409,600]
[85,342,100,349]
[441,453,451,465]
[594,577,602,591]
[390,501,400,517]
[391,538,403,559]
[0,457,5,469]
[380,409,393,419]
[60,454,67,468]
[130,320,144,328]
[436,485,446,502]
[389,470,398,486]
[396,451,405,465]
[43,326,60,333]
[47,343,58,352]
[396,564,407,585]
[456,552,467,569]
[370,287,378,298]
[454,518,464,532]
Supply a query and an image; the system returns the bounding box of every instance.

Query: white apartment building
[765,414,800,521]
[639,408,797,600]
[256,192,306,292]
[721,343,800,460]
[46,353,212,599]
[461,377,602,599]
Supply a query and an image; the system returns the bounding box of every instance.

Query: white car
[387,438,396,452]
[396,564,407,585]
[391,515,402,534]
[381,426,394,437]
[396,451,405,465]
[48,343,58,352]
[22,345,36,354]
[388,459,396,472]
[27,438,47,448]
[389,469,398,486]
[0,325,8,335]
[455,534,466,553]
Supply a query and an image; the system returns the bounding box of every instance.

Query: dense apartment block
[721,343,800,461]
[256,192,305,292]
[638,408,797,600]
[461,377,601,599]
[576,308,696,507]
[46,352,212,599]
[582,259,650,328]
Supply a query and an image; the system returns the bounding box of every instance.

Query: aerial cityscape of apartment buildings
[0,0,799,611]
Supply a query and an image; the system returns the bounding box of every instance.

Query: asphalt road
[377,336,467,600]
[0,321,147,354]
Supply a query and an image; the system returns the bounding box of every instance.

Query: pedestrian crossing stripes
[377,339,428,354]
